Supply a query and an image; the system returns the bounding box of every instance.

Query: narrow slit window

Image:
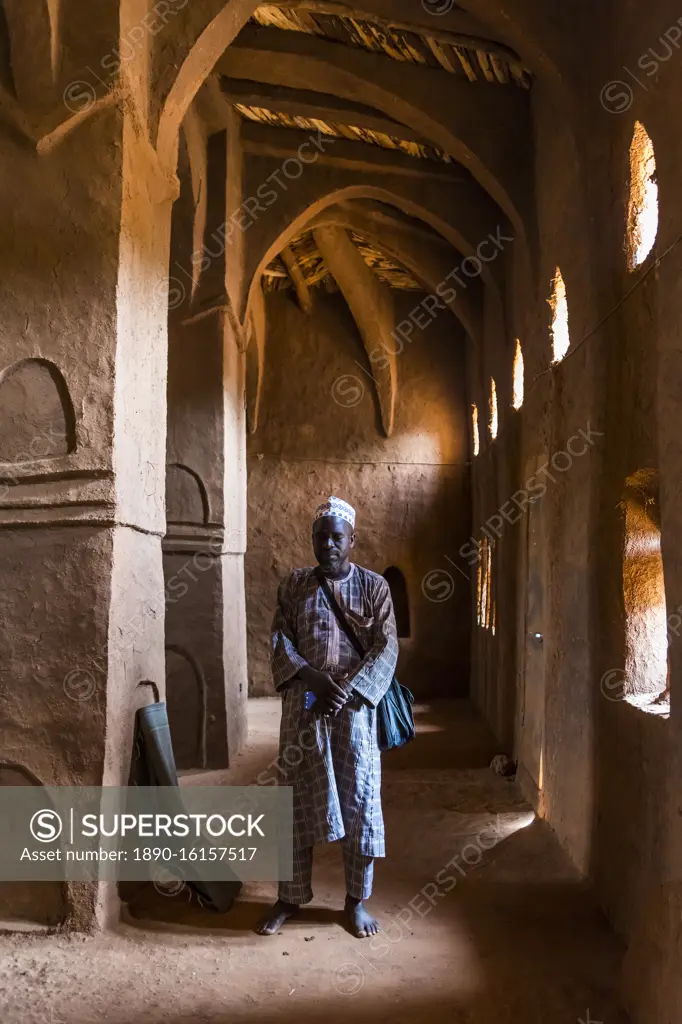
[472,403,480,456]
[477,538,494,630]
[622,470,669,711]
[485,539,493,630]
[627,121,658,269]
[489,378,498,440]
[477,539,486,626]
[512,339,524,409]
[549,267,570,364]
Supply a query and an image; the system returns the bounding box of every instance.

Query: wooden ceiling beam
[222,26,534,246]
[425,37,458,75]
[261,1,523,66]
[239,121,467,180]
[220,79,432,146]
[281,244,313,312]
[334,198,451,247]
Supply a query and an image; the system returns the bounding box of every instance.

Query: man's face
[312,516,355,571]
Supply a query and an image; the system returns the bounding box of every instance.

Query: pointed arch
[306,201,481,343]
[244,183,496,327]
[156,0,261,176]
[225,27,533,256]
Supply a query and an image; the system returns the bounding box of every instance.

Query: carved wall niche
[0,358,75,465]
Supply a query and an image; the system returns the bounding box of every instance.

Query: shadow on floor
[388,699,501,771]
[112,700,628,1024]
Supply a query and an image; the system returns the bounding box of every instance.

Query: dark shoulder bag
[314,568,415,752]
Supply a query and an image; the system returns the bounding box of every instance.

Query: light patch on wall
[477,537,494,629]
[485,539,493,629]
[489,378,498,439]
[512,339,524,409]
[476,549,484,624]
[471,403,480,456]
[627,121,658,270]
[622,469,669,712]
[549,267,570,364]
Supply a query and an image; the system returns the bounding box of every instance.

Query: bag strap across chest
[314,566,366,659]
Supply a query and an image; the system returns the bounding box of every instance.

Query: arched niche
[0,764,67,928]
[166,463,209,525]
[0,358,76,464]
[383,567,411,639]
[165,646,207,771]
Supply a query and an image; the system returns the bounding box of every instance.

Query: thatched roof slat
[262,276,287,292]
[509,63,531,89]
[264,227,423,294]
[254,5,314,32]
[475,50,496,83]
[453,46,478,82]
[344,18,387,55]
[235,102,452,163]
[399,33,435,67]
[254,3,530,80]
[309,14,351,44]
[425,37,459,75]
[489,53,510,84]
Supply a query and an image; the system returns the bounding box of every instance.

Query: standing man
[255,496,398,938]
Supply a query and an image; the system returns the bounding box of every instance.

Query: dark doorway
[383,566,411,638]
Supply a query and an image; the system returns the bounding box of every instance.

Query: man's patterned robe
[271,563,398,857]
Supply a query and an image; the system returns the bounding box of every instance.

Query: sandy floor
[0,700,627,1023]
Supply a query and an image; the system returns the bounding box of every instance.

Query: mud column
[164,129,247,770]
[0,83,172,928]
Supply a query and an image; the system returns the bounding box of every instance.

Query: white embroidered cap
[313,496,356,528]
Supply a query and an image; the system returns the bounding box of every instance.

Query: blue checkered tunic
[272,563,398,857]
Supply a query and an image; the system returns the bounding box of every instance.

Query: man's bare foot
[345,895,380,938]
[254,900,300,935]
